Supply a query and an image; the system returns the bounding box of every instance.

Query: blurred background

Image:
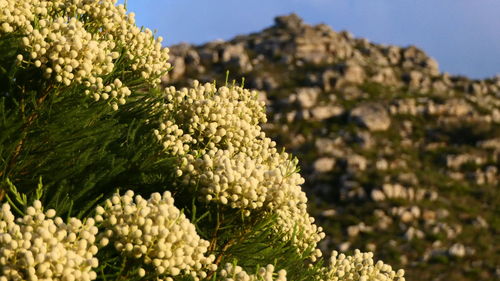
[124,0,500,79]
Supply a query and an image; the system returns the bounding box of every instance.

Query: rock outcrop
[350,103,391,131]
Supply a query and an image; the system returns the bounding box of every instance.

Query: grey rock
[473,216,489,228]
[320,209,337,217]
[423,57,439,76]
[375,159,389,170]
[371,189,386,201]
[322,69,339,92]
[313,157,336,173]
[448,243,466,258]
[220,44,252,72]
[354,131,374,149]
[404,226,424,240]
[296,87,320,108]
[347,225,360,237]
[346,154,367,171]
[199,48,219,64]
[384,46,401,65]
[169,56,186,80]
[444,99,473,116]
[350,103,391,131]
[432,80,448,93]
[343,63,365,84]
[310,105,344,120]
[477,138,500,150]
[403,70,423,89]
[185,49,200,65]
[371,67,399,85]
[315,138,344,156]
[338,241,351,252]
[275,13,304,31]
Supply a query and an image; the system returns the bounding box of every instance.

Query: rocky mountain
[163,14,500,281]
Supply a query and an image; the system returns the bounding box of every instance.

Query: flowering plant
[0,0,405,280]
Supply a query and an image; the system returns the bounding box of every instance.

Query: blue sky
[124,0,500,79]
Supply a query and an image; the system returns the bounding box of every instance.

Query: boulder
[347,225,360,237]
[404,226,424,240]
[350,103,391,131]
[199,48,219,64]
[371,189,386,201]
[338,241,351,252]
[168,56,186,80]
[346,154,367,171]
[354,131,374,149]
[289,133,306,148]
[286,110,297,123]
[432,80,448,93]
[375,159,389,170]
[444,99,473,116]
[446,154,484,169]
[343,63,365,84]
[313,157,336,173]
[448,243,466,258]
[424,57,440,76]
[185,49,200,65]
[476,138,500,151]
[321,69,339,92]
[310,105,344,120]
[385,46,401,65]
[473,216,489,228]
[422,210,436,223]
[371,67,398,86]
[403,70,423,88]
[274,13,304,31]
[315,138,344,156]
[220,44,252,72]
[320,209,337,217]
[296,87,320,108]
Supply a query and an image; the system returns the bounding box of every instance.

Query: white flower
[322,250,405,281]
[97,190,216,280]
[155,82,324,257]
[220,263,287,281]
[0,201,98,280]
[0,0,169,109]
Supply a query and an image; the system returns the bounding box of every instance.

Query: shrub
[0,0,405,280]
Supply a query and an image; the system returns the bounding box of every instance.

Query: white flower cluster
[157,82,267,159]
[154,82,324,257]
[0,0,169,109]
[95,190,216,280]
[220,263,287,281]
[0,201,98,281]
[322,250,405,281]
